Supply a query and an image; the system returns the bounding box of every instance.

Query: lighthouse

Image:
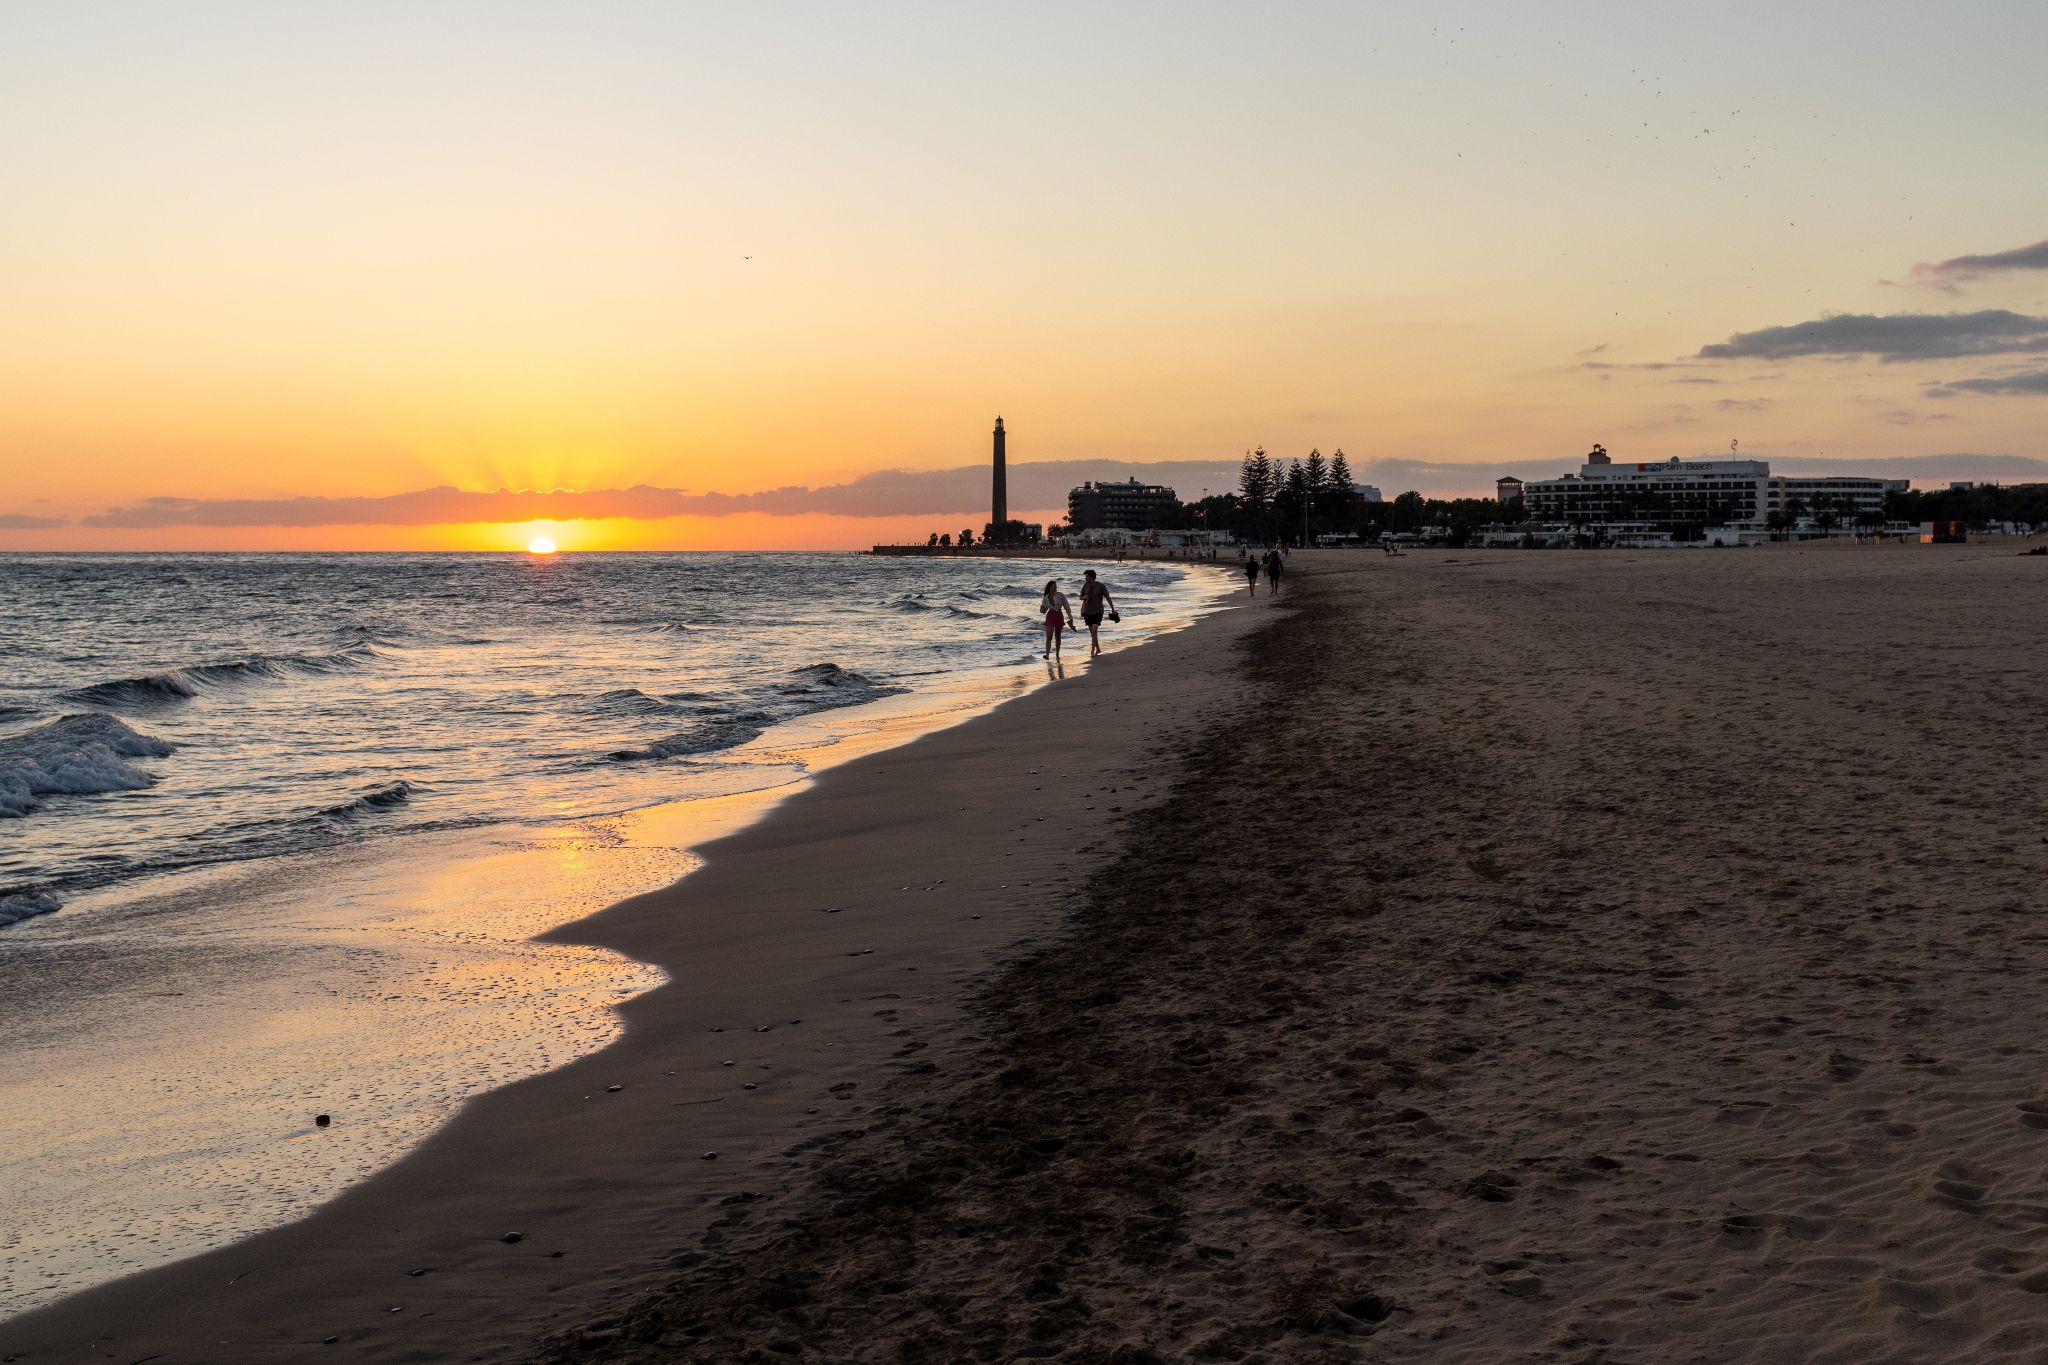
[991,416,1007,538]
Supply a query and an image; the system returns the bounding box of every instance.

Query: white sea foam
[0,714,175,820]
[0,892,62,926]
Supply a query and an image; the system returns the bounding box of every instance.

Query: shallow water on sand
[0,552,1234,1316]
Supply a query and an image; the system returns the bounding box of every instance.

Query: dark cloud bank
[1697,310,2048,363]
[50,453,2048,530]
[1913,238,2048,283]
[1927,371,2048,398]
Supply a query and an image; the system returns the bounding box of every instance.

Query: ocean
[0,550,1229,1314]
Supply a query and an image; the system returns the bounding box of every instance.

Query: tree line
[1884,483,2048,529]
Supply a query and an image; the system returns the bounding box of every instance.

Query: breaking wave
[317,780,419,820]
[607,664,906,764]
[62,646,382,708]
[606,711,777,763]
[0,714,175,820]
[0,891,63,927]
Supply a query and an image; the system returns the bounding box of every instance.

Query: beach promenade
[11,545,2048,1363]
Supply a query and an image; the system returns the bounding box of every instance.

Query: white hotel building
[1520,451,1905,532]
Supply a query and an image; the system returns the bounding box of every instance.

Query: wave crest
[607,664,905,764]
[62,645,382,708]
[607,711,775,763]
[0,890,62,928]
[0,714,175,819]
[318,780,418,820]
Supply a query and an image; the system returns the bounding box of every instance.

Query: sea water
[0,551,1227,1315]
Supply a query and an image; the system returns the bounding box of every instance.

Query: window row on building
[1519,456,1905,528]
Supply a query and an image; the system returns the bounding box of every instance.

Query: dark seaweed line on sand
[528,577,1445,1365]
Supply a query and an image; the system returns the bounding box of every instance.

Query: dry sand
[12,543,2048,1364]
[524,543,2048,1365]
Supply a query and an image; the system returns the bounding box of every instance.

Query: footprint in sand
[2017,1101,2048,1130]
[1795,1144,1860,1175]
[1932,1158,1997,1212]
[1973,1246,2030,1274]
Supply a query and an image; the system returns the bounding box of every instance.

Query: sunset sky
[4,1,2046,550]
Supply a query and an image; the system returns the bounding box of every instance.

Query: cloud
[1880,409,1956,425]
[1764,452,2047,480]
[59,450,2048,528]
[1925,368,2048,397]
[1712,397,1772,411]
[1912,238,2048,283]
[80,462,1261,528]
[1697,311,2048,362]
[0,513,67,529]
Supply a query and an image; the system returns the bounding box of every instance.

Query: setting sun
[527,537,557,555]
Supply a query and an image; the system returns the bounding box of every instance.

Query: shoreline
[519,543,2048,1364]
[2,564,1259,1362]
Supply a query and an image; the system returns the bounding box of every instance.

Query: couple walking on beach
[1244,548,1284,595]
[1040,569,1117,660]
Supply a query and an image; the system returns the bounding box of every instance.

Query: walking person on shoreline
[1039,579,1075,659]
[1244,554,1260,595]
[1077,568,1117,656]
[1264,549,1284,594]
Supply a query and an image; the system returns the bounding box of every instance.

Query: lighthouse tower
[991,416,1008,538]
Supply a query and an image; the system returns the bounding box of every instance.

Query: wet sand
[0,578,1259,1362]
[14,543,2048,1363]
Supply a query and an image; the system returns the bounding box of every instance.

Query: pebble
[551,1250,565,1258]
[743,1083,757,1091]
[407,1268,427,1277]
[606,1084,623,1093]
[721,1060,735,1067]
[702,1151,719,1160]
[315,1114,331,1128]
[755,1025,772,1033]
[324,1336,340,1345]
[501,1232,524,1243]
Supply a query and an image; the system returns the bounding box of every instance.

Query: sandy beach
[0,569,1258,1363]
[11,542,2048,1364]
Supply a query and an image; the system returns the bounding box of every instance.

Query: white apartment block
[1522,453,1905,529]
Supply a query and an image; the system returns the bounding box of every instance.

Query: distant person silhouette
[1039,579,1074,659]
[1244,555,1260,595]
[1265,550,1283,593]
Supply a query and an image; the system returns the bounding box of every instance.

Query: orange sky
[4,5,2046,550]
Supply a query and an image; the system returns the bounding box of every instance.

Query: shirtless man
[1077,569,1117,656]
